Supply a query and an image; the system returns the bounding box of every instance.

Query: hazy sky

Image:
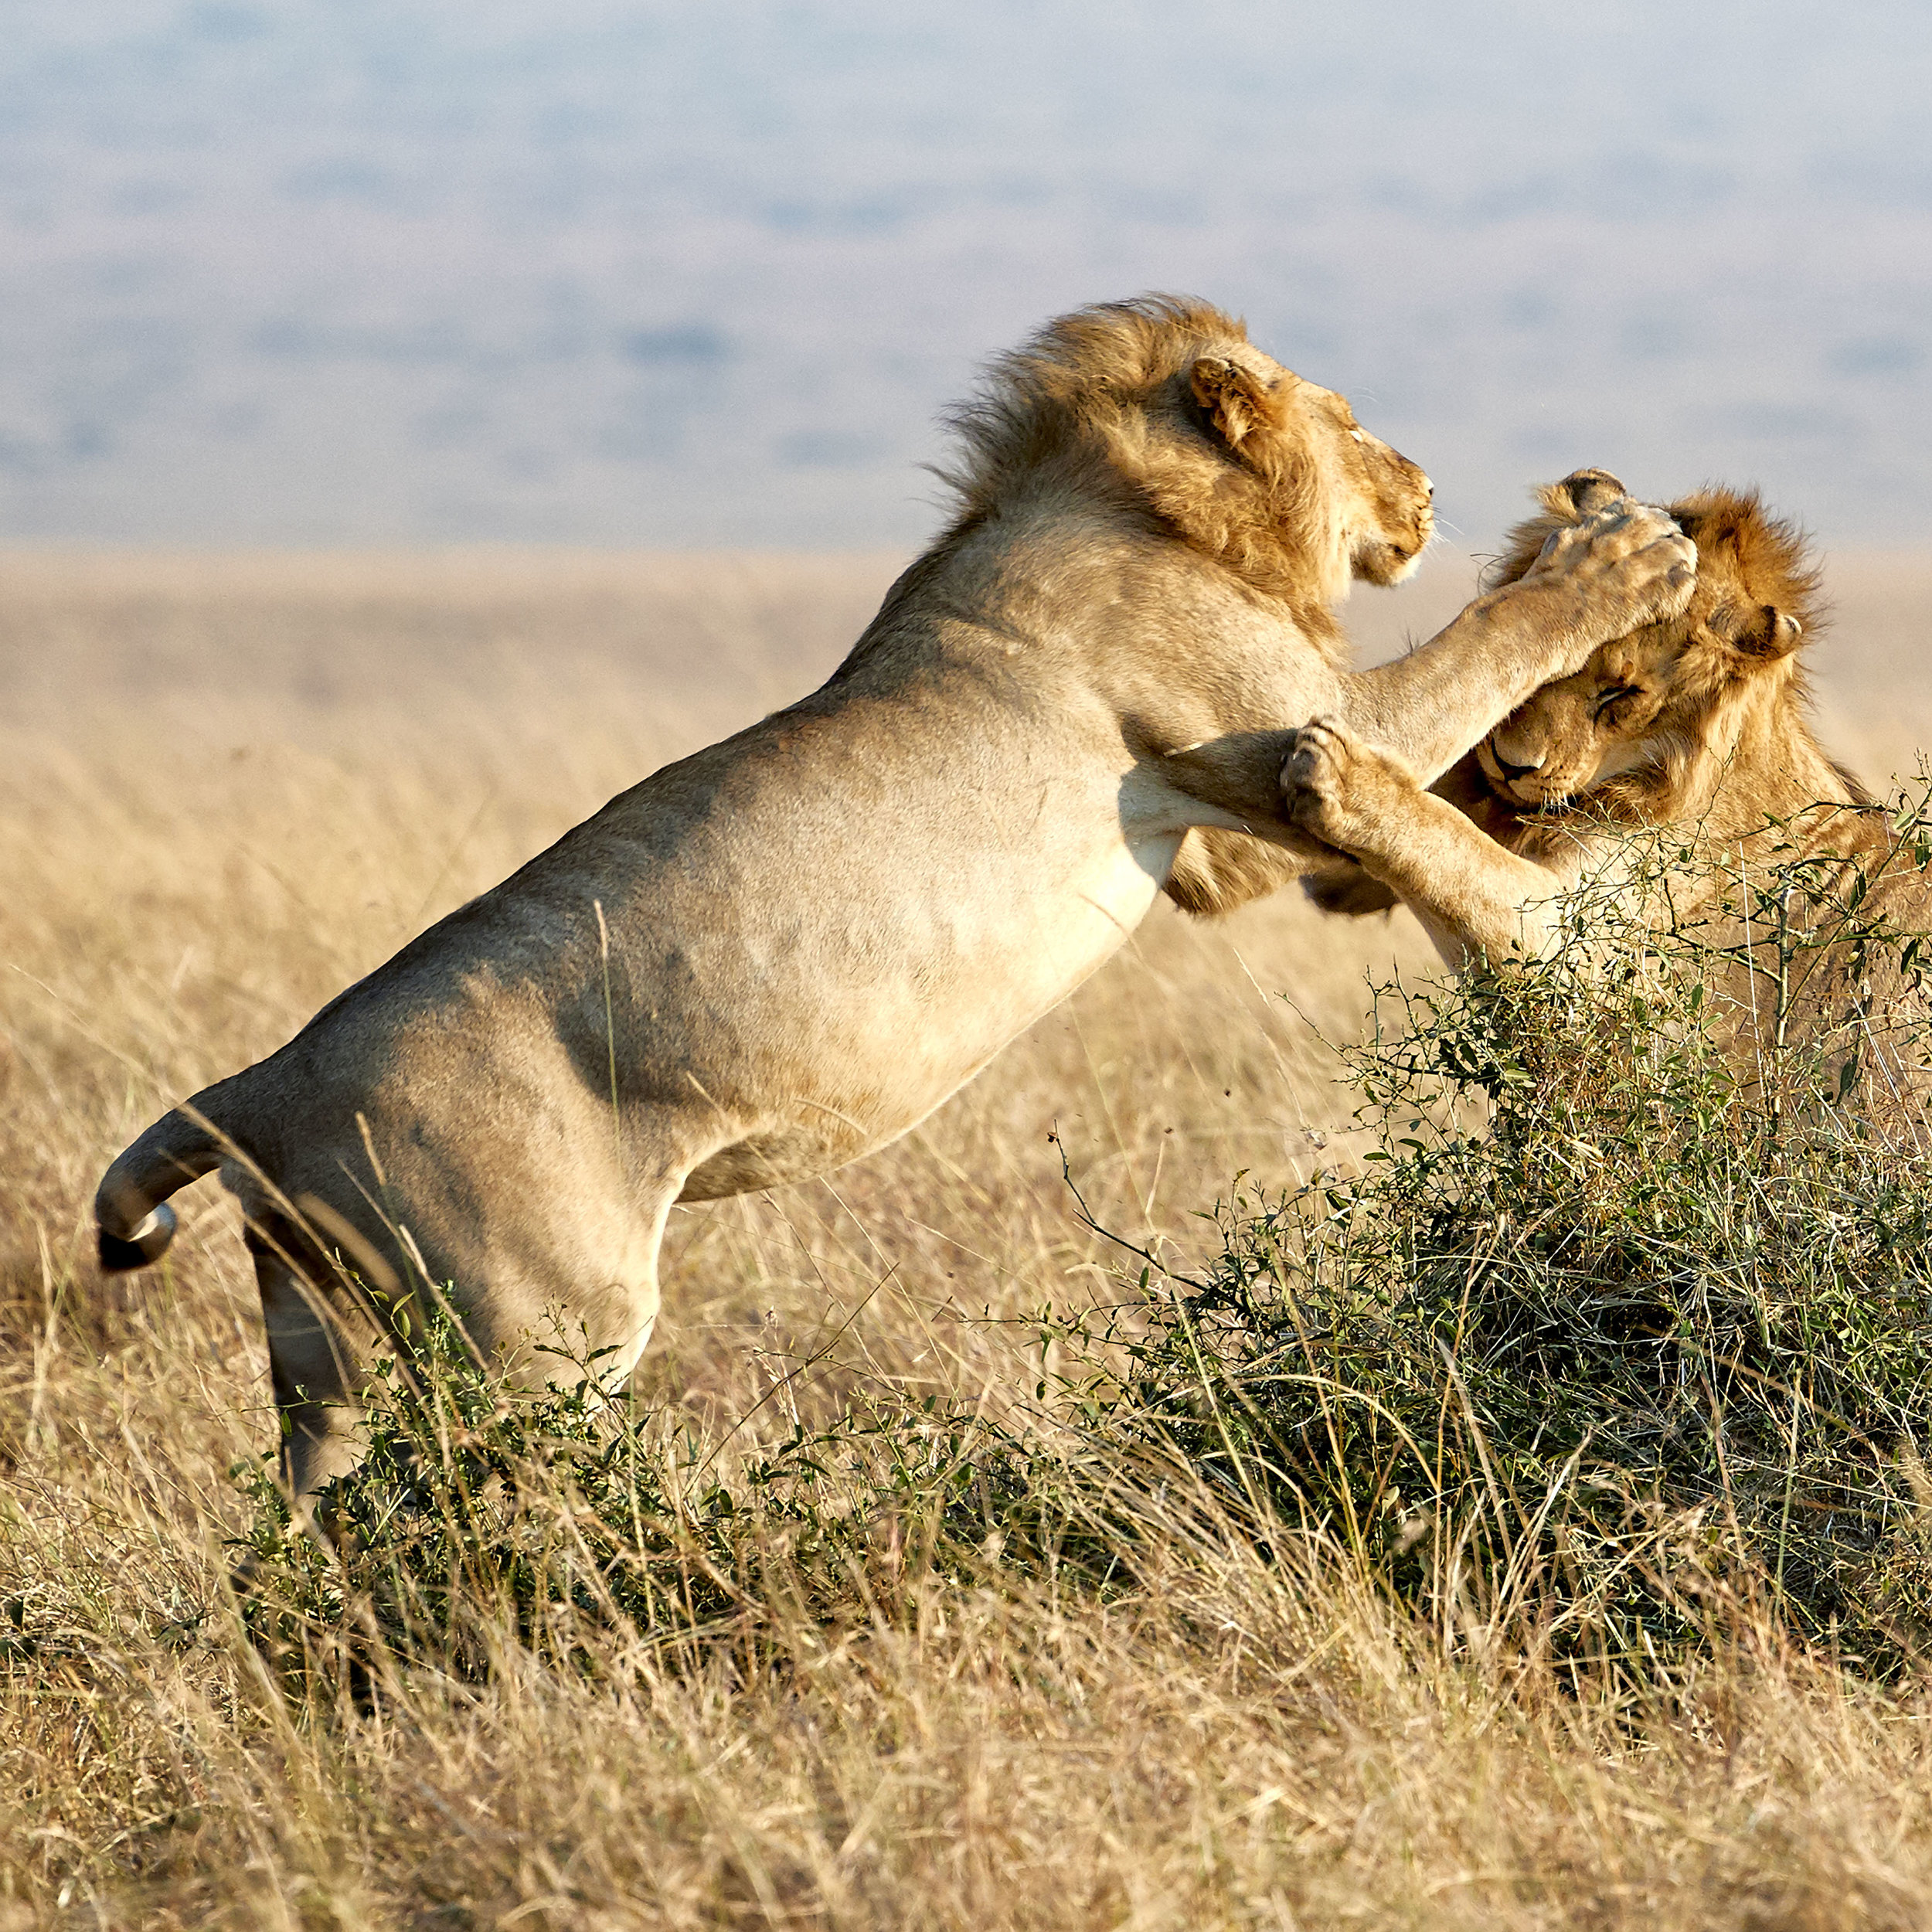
[3,1,1928,549]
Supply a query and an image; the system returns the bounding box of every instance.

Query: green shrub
[1046,805,1932,1675]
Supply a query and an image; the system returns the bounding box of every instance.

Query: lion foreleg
[1151,497,1696,845]
[1151,730,1344,855]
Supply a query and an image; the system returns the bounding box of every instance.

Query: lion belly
[673,825,1183,1199]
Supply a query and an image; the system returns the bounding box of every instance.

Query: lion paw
[1527,492,1699,631]
[1280,718,1419,852]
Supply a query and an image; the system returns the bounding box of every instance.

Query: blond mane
[934,294,1348,646]
[1281,473,1932,1114]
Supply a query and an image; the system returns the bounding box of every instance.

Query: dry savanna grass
[4,546,1932,1929]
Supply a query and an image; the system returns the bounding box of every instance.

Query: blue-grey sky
[3,1,1928,549]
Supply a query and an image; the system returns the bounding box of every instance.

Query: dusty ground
[3,546,1930,1928]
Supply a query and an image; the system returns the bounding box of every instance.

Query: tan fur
[96,305,1698,1502]
[1284,473,1930,1097]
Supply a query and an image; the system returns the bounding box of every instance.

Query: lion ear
[1536,468,1628,522]
[1713,601,1804,659]
[1189,356,1286,451]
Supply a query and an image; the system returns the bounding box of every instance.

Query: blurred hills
[2,1,1928,549]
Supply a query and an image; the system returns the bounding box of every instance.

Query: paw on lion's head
[940,294,1434,622]
[1473,472,1826,818]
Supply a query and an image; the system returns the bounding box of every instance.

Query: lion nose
[1492,751,1543,784]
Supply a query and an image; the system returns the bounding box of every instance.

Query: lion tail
[94,1109,226,1272]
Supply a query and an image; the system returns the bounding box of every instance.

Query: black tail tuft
[97,1202,179,1273]
[96,1105,223,1274]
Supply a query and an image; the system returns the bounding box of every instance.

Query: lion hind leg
[246,1219,376,1505]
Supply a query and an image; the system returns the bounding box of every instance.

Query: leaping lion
[95,298,1695,1499]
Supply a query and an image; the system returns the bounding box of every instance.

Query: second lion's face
[1477,634,1681,809]
[1475,479,1818,815]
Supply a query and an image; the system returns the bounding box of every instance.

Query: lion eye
[1594,684,1640,719]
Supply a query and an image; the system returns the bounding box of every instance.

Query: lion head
[940,294,1434,631]
[1471,471,1828,820]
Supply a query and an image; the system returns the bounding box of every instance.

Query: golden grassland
[3,546,1932,1929]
